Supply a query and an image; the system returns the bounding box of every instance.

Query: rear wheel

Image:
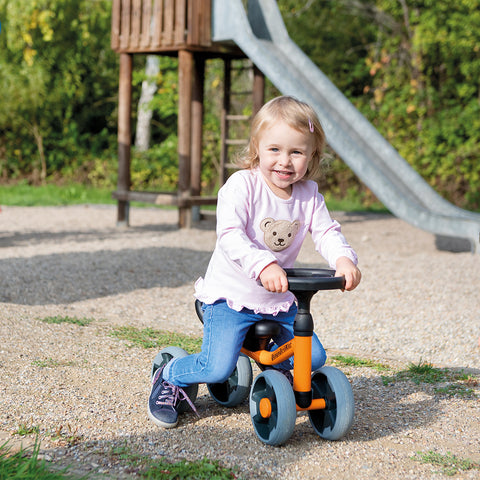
[207,354,252,407]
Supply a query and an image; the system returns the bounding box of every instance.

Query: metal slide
[211,0,480,253]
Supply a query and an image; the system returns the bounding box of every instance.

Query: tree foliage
[0,0,118,182]
[278,0,378,97]
[277,0,480,209]
[0,0,479,210]
[357,0,479,208]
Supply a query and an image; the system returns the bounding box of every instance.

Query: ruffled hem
[194,276,296,316]
[194,293,295,316]
[227,298,294,316]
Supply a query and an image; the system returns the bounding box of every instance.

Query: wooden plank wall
[111,0,212,53]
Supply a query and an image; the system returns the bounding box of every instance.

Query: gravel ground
[0,205,479,479]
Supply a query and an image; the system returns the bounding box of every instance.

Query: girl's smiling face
[257,120,314,198]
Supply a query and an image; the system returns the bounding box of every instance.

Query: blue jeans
[163,300,327,387]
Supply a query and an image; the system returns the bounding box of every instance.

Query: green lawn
[0,183,114,206]
[0,182,388,212]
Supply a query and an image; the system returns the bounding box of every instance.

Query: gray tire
[207,353,253,407]
[308,366,355,440]
[249,369,296,446]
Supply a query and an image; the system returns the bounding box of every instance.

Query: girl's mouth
[274,170,293,179]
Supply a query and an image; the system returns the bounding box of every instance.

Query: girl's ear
[252,143,260,165]
[305,150,321,180]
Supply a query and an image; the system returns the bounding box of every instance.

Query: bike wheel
[249,370,296,446]
[151,346,198,413]
[308,366,354,440]
[207,353,253,407]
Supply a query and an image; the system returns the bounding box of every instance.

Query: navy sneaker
[148,365,197,428]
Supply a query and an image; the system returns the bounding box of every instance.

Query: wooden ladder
[219,59,265,186]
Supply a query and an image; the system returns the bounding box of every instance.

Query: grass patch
[14,424,40,436]
[329,354,390,372]
[384,360,469,384]
[108,442,147,470]
[48,425,83,447]
[331,356,479,398]
[404,361,452,384]
[433,382,477,397]
[110,445,239,480]
[0,181,389,213]
[39,316,94,327]
[381,360,478,397]
[110,326,202,353]
[412,451,480,476]
[31,358,76,369]
[323,191,388,213]
[0,182,173,209]
[0,440,81,479]
[1,438,240,480]
[108,443,241,479]
[0,183,114,207]
[142,457,240,479]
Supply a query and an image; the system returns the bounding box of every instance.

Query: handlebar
[284,268,345,292]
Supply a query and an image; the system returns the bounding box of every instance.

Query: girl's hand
[259,262,289,293]
[335,256,362,291]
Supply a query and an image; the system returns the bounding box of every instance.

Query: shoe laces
[154,369,198,417]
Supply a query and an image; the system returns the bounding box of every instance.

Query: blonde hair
[237,96,326,181]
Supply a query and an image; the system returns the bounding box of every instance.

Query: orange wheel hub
[259,397,272,418]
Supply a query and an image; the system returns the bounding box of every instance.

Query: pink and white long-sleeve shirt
[194,168,357,315]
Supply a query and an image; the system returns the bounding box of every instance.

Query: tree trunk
[32,122,46,184]
[135,55,160,152]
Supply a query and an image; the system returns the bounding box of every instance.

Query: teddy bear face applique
[260,217,301,252]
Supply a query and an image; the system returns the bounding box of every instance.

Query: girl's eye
[270,147,279,152]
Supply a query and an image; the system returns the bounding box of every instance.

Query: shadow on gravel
[300,381,439,444]
[0,209,217,249]
[151,376,448,446]
[0,246,212,305]
[170,370,478,448]
[347,376,441,441]
[28,371,479,480]
[0,223,181,249]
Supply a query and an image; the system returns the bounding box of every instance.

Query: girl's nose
[278,153,291,166]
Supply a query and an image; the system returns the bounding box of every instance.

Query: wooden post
[117,53,133,227]
[252,66,265,115]
[178,49,193,228]
[191,55,205,222]
[220,58,231,186]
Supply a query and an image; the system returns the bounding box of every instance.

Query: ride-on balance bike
[151,268,355,446]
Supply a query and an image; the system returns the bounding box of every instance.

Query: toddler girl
[148,95,361,428]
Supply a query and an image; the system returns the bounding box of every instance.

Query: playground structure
[111,0,480,252]
[111,0,265,228]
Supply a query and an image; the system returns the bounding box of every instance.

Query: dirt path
[1,205,479,479]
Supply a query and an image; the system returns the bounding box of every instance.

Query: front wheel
[308,366,354,440]
[207,354,252,407]
[151,346,198,413]
[249,370,296,446]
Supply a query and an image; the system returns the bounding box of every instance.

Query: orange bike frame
[241,336,326,411]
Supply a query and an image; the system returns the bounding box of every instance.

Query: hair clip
[308,118,314,133]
